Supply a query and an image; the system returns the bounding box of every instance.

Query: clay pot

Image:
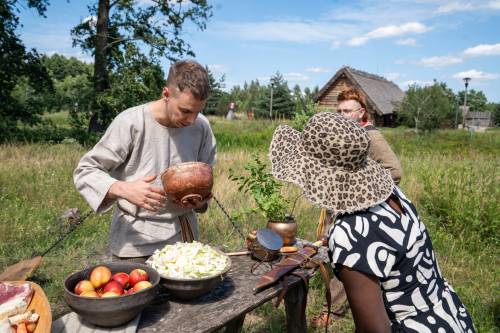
[161,162,213,206]
[267,219,297,246]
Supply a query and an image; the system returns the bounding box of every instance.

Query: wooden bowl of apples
[63,262,160,327]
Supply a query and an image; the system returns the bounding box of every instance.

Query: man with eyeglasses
[336,88,402,183]
[312,87,402,327]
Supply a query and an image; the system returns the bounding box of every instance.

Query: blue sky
[19,0,500,102]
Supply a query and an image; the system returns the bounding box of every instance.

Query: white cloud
[400,80,434,88]
[463,43,500,56]
[453,69,499,80]
[207,64,229,74]
[306,67,331,73]
[396,38,419,46]
[435,0,500,13]
[489,0,500,9]
[347,22,430,46]
[420,43,500,68]
[283,72,310,82]
[421,55,463,67]
[330,40,342,49]
[436,2,477,13]
[384,73,401,81]
[82,16,97,27]
[214,21,353,44]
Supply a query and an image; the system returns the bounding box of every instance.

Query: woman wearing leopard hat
[269,112,475,333]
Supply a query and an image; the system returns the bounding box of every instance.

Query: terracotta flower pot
[266,219,297,246]
[161,162,213,206]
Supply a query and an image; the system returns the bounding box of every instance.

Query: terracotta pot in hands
[161,162,213,206]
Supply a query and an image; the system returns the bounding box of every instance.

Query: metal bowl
[161,162,213,206]
[63,262,160,327]
[153,251,231,300]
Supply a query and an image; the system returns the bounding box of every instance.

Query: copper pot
[267,219,297,246]
[161,162,213,206]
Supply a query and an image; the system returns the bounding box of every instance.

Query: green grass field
[1,116,499,332]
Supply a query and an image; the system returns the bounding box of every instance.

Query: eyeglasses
[337,107,362,115]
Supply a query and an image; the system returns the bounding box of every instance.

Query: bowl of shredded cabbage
[146,241,231,300]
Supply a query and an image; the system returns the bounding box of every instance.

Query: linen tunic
[327,186,475,332]
[74,103,216,257]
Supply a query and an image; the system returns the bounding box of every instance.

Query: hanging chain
[212,195,246,241]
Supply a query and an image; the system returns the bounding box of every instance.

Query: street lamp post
[462,77,471,128]
[269,82,274,119]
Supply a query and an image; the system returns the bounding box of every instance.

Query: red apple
[103,280,124,295]
[133,280,152,292]
[129,269,148,286]
[90,266,112,288]
[101,291,121,298]
[74,280,95,295]
[112,272,129,288]
[124,288,135,295]
[80,290,99,298]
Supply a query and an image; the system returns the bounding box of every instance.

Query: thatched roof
[314,66,405,116]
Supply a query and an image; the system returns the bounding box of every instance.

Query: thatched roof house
[313,66,405,126]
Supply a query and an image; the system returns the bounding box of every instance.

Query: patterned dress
[327,186,475,332]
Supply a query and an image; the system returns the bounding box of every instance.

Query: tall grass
[0,118,498,332]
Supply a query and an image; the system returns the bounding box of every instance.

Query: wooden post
[224,314,245,333]
[284,281,307,333]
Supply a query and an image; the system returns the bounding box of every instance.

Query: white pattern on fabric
[327,186,476,332]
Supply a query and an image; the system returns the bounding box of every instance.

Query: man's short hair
[166,60,210,100]
[337,88,367,110]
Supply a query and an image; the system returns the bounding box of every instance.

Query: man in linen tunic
[74,60,216,258]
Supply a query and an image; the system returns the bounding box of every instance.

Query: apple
[74,280,95,295]
[80,290,99,298]
[26,322,37,333]
[133,280,152,292]
[124,288,135,295]
[112,272,130,288]
[101,291,121,298]
[129,269,148,286]
[90,266,112,288]
[103,280,124,295]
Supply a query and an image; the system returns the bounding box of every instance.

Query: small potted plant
[229,155,297,245]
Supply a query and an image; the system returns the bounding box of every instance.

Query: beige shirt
[365,126,402,184]
[74,104,216,257]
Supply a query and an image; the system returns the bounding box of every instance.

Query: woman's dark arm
[338,265,391,333]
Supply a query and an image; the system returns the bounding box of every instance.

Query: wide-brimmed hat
[269,112,394,214]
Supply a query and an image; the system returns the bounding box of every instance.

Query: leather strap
[313,258,332,333]
[179,214,194,242]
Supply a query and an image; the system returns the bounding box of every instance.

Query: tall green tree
[71,0,212,130]
[0,0,52,136]
[486,102,500,126]
[204,68,226,116]
[70,44,165,140]
[40,54,93,113]
[456,89,488,112]
[257,72,294,119]
[397,81,455,131]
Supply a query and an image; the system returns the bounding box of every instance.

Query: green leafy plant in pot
[229,155,297,246]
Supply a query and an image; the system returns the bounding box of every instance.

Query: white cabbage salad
[147,242,229,279]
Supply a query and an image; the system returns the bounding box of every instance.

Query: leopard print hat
[269,112,394,214]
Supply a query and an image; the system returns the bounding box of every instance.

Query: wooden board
[4,281,52,333]
[0,257,43,281]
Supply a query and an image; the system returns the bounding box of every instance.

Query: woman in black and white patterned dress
[268,112,475,332]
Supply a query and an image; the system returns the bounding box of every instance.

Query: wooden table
[138,246,329,333]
